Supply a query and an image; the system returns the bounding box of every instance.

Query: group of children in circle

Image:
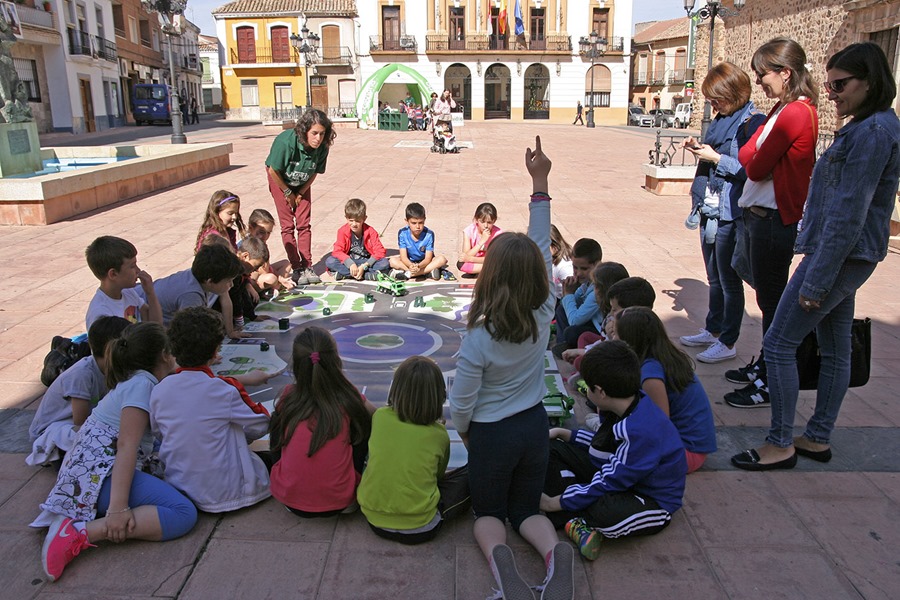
[30,137,717,600]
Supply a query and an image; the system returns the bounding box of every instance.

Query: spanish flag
[499,0,507,36]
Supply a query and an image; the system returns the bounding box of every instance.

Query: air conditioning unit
[399,36,415,49]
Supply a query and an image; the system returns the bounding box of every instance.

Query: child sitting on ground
[614,307,717,473]
[325,198,390,281]
[389,202,453,281]
[243,209,293,292]
[268,327,377,517]
[142,243,243,327]
[84,236,162,329]
[456,202,501,275]
[27,317,131,466]
[358,356,469,544]
[553,238,603,356]
[541,341,687,561]
[150,307,272,512]
[550,225,574,302]
[36,323,197,582]
[194,190,246,251]
[230,236,269,327]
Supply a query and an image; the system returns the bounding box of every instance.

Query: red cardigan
[738,99,818,225]
[331,222,386,263]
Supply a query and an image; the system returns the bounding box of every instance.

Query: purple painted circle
[331,322,441,363]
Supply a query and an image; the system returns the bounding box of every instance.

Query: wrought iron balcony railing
[369,35,417,52]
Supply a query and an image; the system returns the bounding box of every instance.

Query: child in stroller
[431,121,458,154]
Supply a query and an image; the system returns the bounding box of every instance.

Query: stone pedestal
[0,122,42,177]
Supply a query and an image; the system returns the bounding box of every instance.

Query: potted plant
[44,1,53,11]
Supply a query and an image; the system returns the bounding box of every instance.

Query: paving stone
[212,497,338,542]
[0,409,36,453]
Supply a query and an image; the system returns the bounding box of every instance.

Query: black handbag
[797,317,871,390]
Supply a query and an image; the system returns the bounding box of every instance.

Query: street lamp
[683,0,746,141]
[578,31,608,129]
[290,20,320,111]
[141,0,187,144]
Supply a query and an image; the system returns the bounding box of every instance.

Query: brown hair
[388,356,445,425]
[751,37,819,106]
[344,198,367,220]
[295,108,337,149]
[105,322,169,389]
[85,236,137,280]
[550,224,572,265]
[467,232,549,344]
[615,307,695,393]
[195,190,245,250]
[702,62,752,115]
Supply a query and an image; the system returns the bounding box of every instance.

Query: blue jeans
[325,255,390,277]
[701,218,745,347]
[763,257,876,447]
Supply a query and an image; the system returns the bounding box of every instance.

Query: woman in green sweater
[358,356,469,544]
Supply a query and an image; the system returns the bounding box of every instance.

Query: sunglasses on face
[823,76,857,93]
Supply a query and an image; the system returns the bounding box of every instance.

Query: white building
[355,0,633,126]
[199,33,222,112]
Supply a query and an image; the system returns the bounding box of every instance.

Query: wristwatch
[282,188,293,198]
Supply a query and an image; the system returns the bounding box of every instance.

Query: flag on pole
[486,0,493,36]
[499,0,507,36]
[514,0,524,36]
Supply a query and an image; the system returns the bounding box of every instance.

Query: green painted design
[357,334,403,349]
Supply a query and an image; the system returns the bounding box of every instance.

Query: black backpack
[41,336,91,387]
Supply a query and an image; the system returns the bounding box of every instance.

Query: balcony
[369,35,417,52]
[425,33,570,53]
[579,35,625,53]
[635,74,648,86]
[319,46,352,66]
[15,4,57,30]
[650,75,666,86]
[96,37,117,62]
[188,54,199,70]
[67,28,117,62]
[229,46,294,65]
[670,69,686,84]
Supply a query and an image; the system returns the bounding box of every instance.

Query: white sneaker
[679,329,718,347]
[696,340,737,364]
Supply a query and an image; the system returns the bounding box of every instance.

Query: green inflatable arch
[355,64,435,129]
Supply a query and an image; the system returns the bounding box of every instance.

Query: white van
[674,103,692,129]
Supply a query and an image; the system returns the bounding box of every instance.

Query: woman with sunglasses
[723,38,819,411]
[732,42,900,470]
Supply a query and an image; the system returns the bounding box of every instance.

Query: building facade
[692,0,899,133]
[5,0,59,133]
[110,0,165,124]
[170,16,202,116]
[212,0,358,121]
[199,32,222,112]
[630,17,689,111]
[357,0,633,126]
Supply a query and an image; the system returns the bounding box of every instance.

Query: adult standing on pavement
[573,101,584,125]
[265,109,336,285]
[432,90,456,132]
[723,37,819,410]
[190,96,199,125]
[679,63,765,364]
[732,42,900,471]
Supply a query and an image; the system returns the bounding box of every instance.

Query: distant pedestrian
[573,101,584,125]
[190,96,199,124]
[180,94,189,126]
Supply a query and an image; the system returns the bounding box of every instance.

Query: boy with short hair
[144,243,244,325]
[603,277,657,340]
[389,202,452,281]
[244,209,293,292]
[232,236,269,324]
[554,238,603,356]
[325,198,390,281]
[540,341,687,560]
[84,236,162,330]
[27,316,131,465]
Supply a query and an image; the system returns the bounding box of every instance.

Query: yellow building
[212,0,358,120]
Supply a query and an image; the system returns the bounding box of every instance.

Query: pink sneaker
[42,516,92,582]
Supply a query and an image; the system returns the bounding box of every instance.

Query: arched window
[585,64,611,108]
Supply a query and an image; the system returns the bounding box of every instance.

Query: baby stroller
[431,121,459,154]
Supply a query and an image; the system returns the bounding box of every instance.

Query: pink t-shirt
[463,223,502,258]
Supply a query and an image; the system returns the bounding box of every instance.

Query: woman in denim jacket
[732,42,900,471]
[679,62,765,365]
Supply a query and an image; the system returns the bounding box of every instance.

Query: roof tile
[212,0,357,17]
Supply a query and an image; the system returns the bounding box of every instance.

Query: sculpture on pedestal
[0,10,34,123]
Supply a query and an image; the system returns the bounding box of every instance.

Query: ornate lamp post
[290,20,320,110]
[141,0,187,144]
[683,0,746,141]
[578,31,608,129]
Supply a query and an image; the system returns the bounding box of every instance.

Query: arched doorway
[484,63,511,119]
[444,64,471,120]
[524,64,549,120]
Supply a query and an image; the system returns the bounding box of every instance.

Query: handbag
[796,317,871,390]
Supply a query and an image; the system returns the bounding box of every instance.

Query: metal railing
[369,35,417,52]
[229,46,294,64]
[15,4,56,29]
[650,75,666,86]
[96,37,117,62]
[319,46,353,65]
[648,131,699,168]
[67,28,93,57]
[425,32,570,52]
[579,35,625,53]
[816,132,835,159]
[670,70,686,84]
[635,74,648,85]
[266,104,359,121]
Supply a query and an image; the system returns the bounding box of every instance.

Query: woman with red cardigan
[724,38,819,409]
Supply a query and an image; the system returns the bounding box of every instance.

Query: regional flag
[499,0,507,36]
[514,0,524,36]
[486,0,493,36]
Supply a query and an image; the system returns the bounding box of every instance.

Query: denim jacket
[795,109,900,301]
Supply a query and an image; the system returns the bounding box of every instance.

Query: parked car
[674,103,692,128]
[649,108,676,128]
[628,106,648,127]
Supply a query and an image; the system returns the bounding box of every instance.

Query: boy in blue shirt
[389,202,453,281]
[541,340,687,560]
[553,238,602,356]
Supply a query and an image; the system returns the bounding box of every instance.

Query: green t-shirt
[358,406,450,530]
[265,128,329,189]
